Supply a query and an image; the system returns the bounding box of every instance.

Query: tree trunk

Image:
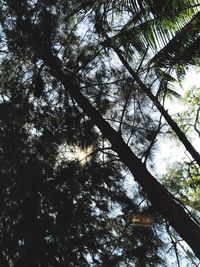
[111,45,200,166]
[38,47,200,260]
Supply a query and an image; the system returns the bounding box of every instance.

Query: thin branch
[194,106,200,137]
[118,46,149,133]
[142,115,163,164]
[166,222,181,267]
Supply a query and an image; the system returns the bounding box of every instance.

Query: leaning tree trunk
[42,50,200,260]
[5,3,200,260]
[99,29,200,166]
[112,45,200,166]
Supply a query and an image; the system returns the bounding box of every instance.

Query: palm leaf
[92,0,199,59]
[149,11,200,68]
[165,88,182,99]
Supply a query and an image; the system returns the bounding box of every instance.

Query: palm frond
[149,11,200,68]
[96,0,199,54]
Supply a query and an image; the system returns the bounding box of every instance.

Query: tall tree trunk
[103,33,200,166]
[44,51,200,260]
[6,4,200,260]
[114,46,200,166]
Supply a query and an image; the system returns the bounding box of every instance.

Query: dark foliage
[0,0,199,266]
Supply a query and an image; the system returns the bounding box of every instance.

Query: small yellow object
[131,214,154,226]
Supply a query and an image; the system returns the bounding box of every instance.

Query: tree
[0,50,164,266]
[0,0,200,266]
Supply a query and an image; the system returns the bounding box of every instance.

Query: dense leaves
[0,59,164,266]
[0,0,199,266]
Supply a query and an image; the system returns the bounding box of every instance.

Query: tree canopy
[0,0,200,266]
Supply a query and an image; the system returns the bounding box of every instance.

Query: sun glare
[57,144,93,166]
[73,146,93,165]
